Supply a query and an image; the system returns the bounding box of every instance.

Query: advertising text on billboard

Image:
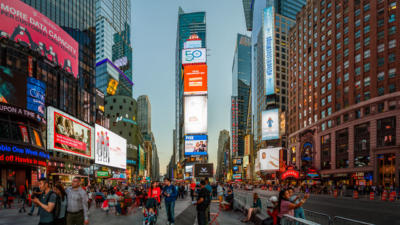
[185,135,207,156]
[0,0,79,77]
[95,125,127,169]
[27,77,46,116]
[182,48,206,64]
[184,64,207,95]
[264,7,275,95]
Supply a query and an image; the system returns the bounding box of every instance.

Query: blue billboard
[27,77,46,116]
[185,135,208,155]
[264,7,275,95]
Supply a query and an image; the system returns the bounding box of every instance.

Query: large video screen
[47,107,94,159]
[264,6,275,95]
[182,48,206,64]
[0,0,79,77]
[0,66,27,107]
[185,135,207,156]
[184,96,207,134]
[27,77,46,116]
[261,108,279,140]
[259,148,280,171]
[184,64,207,95]
[95,125,127,169]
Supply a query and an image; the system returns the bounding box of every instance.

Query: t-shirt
[190,183,196,191]
[196,187,208,211]
[278,200,294,218]
[39,191,57,223]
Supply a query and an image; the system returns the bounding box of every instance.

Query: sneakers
[28,213,33,216]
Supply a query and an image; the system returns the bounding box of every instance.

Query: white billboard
[184,40,202,49]
[184,96,207,134]
[264,6,275,95]
[259,148,280,171]
[95,124,127,169]
[262,108,279,140]
[47,107,94,159]
[182,48,206,64]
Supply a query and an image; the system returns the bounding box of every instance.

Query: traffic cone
[382,190,388,201]
[389,191,396,202]
[353,190,359,199]
[369,192,374,200]
[333,190,338,198]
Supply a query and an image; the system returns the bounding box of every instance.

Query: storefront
[47,161,88,185]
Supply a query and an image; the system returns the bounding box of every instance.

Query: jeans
[165,201,175,223]
[294,207,305,219]
[197,210,207,225]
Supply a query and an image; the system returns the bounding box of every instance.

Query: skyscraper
[232,34,251,156]
[137,95,152,135]
[216,130,230,181]
[175,8,206,166]
[96,0,133,97]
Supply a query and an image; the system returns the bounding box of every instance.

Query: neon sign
[281,170,300,180]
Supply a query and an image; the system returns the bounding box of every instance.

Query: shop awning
[51,173,88,178]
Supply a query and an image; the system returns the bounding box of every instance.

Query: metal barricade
[304,209,331,225]
[332,216,375,225]
[281,214,321,225]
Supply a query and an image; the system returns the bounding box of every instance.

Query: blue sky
[131,0,249,174]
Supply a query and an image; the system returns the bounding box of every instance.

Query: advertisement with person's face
[184,96,207,134]
[259,148,280,171]
[0,0,79,77]
[185,135,207,155]
[95,125,127,169]
[47,107,94,159]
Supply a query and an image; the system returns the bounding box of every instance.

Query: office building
[216,130,230,181]
[137,95,152,135]
[288,0,400,187]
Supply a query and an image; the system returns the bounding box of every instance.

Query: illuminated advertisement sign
[184,40,202,49]
[47,107,94,159]
[0,66,27,108]
[244,135,251,155]
[185,135,207,156]
[184,64,207,95]
[27,77,46,116]
[259,148,280,171]
[262,108,279,140]
[95,125,127,169]
[243,156,249,167]
[182,48,206,65]
[194,163,213,177]
[184,96,207,134]
[0,143,49,167]
[281,170,300,180]
[0,0,79,77]
[233,173,242,180]
[264,7,275,95]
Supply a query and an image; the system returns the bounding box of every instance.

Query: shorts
[145,198,157,209]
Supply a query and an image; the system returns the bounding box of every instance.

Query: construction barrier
[389,191,396,202]
[333,189,338,198]
[269,187,272,191]
[353,190,359,199]
[382,190,388,201]
[369,192,374,200]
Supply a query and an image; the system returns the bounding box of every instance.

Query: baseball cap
[269,196,278,202]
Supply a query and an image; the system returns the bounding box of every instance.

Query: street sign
[194,163,213,177]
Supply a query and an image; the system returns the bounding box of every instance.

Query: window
[328,107,332,115]
[363,3,370,11]
[364,91,370,100]
[321,86,326,94]
[389,84,396,93]
[364,63,370,72]
[364,77,370,86]
[355,30,361,38]
[389,26,396,35]
[377,117,396,147]
[344,37,349,45]
[355,19,361,27]
[355,80,361,89]
[389,40,396,48]
[389,68,396,78]
[336,129,349,168]
[354,123,370,167]
[378,87,384,96]
[378,72,385,81]
[378,31,384,40]
[389,53,396,63]
[321,134,331,170]
[364,49,370,58]
[336,77,341,85]
[378,44,384,52]
[321,98,326,106]
[389,14,396,23]
[355,54,361,62]
[378,19,384,27]
[378,57,384,67]
[364,37,370,46]
[355,42,361,50]
[364,14,370,22]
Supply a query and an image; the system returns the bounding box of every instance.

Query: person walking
[32,178,56,225]
[162,178,177,225]
[54,184,68,225]
[204,178,212,224]
[66,177,89,225]
[28,186,42,216]
[146,181,161,216]
[190,181,196,201]
[217,183,224,204]
[195,180,209,225]
[18,187,27,213]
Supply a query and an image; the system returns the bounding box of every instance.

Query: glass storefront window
[377,117,396,147]
[321,134,331,170]
[336,129,349,168]
[354,123,370,167]
[378,153,396,187]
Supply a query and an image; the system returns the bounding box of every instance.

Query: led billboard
[194,163,213,177]
[47,107,94,159]
[259,148,280,171]
[264,7,275,95]
[27,77,46,116]
[184,96,207,134]
[0,0,79,77]
[261,108,279,140]
[0,66,27,107]
[185,135,207,155]
[184,64,207,95]
[182,48,206,64]
[184,40,202,49]
[95,125,127,169]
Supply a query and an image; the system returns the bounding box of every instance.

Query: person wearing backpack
[195,180,210,225]
[54,183,67,225]
[32,178,56,225]
[162,178,177,225]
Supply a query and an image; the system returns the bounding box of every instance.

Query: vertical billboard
[95,125,127,169]
[185,135,208,155]
[182,48,206,64]
[27,77,46,116]
[244,135,251,155]
[259,148,280,171]
[262,108,279,140]
[0,0,79,77]
[184,96,207,134]
[264,7,275,95]
[47,107,94,159]
[0,66,27,107]
[184,64,208,95]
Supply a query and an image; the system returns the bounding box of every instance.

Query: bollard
[369,192,374,200]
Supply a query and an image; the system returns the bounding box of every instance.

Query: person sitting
[241,193,261,222]
[264,196,279,225]
[221,189,234,210]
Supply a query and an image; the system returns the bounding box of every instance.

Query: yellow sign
[107,79,118,95]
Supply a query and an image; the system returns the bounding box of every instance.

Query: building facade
[137,95,152,135]
[288,0,400,187]
[231,34,252,157]
[216,130,230,181]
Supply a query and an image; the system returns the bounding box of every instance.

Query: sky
[131,0,249,175]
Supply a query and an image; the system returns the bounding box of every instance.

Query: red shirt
[147,187,161,203]
[190,183,196,191]
[116,191,123,196]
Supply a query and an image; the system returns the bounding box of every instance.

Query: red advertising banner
[184,64,207,95]
[0,0,79,77]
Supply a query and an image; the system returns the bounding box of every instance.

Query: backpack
[203,188,211,207]
[45,191,62,218]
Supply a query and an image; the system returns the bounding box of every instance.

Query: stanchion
[353,190,359,199]
[369,191,374,200]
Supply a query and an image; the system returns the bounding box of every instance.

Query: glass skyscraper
[22,0,96,124]
[175,8,206,164]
